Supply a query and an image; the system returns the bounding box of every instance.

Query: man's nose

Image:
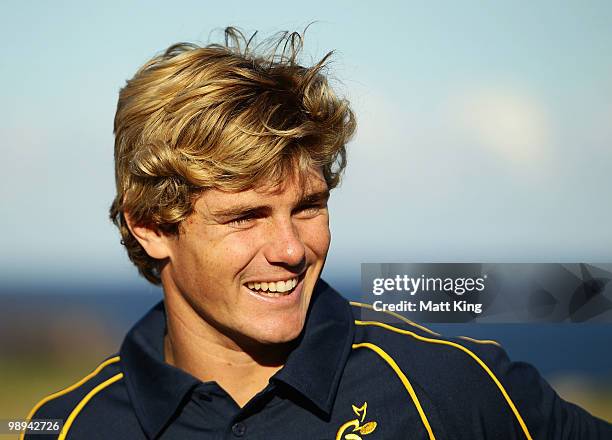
[262,218,306,268]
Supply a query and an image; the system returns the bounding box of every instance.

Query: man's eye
[296,204,326,217]
[228,216,256,227]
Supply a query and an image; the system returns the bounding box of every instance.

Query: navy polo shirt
[25,279,612,439]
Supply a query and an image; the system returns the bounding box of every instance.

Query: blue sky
[2,1,612,288]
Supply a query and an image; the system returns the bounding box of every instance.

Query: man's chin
[254,325,304,346]
[229,326,303,364]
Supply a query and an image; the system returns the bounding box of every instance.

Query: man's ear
[123,212,172,260]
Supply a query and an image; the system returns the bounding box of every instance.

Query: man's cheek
[313,225,331,251]
[217,239,260,266]
[303,218,330,241]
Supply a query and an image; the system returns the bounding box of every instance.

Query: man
[23,28,611,439]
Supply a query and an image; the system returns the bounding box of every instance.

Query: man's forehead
[196,168,328,209]
[252,168,327,196]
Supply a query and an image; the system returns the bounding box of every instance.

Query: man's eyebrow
[209,190,330,219]
[297,190,330,205]
[209,205,268,219]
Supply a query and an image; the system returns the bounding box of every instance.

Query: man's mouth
[245,277,299,298]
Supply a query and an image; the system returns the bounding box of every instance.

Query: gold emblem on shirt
[336,402,378,439]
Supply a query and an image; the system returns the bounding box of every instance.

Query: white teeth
[245,277,298,296]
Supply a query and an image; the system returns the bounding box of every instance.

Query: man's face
[160,167,331,346]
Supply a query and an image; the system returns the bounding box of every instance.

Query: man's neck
[163,293,293,408]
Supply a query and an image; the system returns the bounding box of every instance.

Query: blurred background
[1,0,611,425]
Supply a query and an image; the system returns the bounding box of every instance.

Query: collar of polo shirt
[119,279,355,439]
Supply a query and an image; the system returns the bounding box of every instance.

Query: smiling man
[22,28,612,439]
[130,169,333,407]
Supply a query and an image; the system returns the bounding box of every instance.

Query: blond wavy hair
[109,27,356,284]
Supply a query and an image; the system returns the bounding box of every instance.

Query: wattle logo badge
[335,402,378,440]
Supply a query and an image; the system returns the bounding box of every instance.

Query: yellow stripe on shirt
[19,356,120,440]
[355,320,533,440]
